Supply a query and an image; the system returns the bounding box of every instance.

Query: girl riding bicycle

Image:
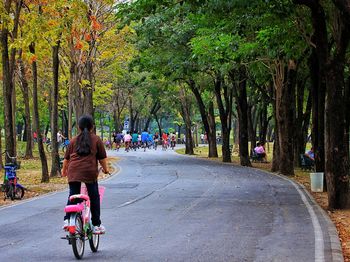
[62,115,109,234]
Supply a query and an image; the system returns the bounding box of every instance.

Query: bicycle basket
[4,166,16,180]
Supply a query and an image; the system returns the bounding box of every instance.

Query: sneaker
[62,219,69,230]
[93,224,106,234]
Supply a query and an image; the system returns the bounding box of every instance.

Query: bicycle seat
[69,194,90,202]
[64,203,84,213]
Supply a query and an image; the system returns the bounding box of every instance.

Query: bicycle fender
[16,183,25,190]
[68,213,78,234]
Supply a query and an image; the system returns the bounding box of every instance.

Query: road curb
[261,170,344,262]
[295,181,344,262]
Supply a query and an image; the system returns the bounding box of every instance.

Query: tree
[294,0,350,209]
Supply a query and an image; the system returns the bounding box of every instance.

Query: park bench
[300,154,314,171]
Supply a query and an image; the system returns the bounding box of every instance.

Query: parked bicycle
[46,139,70,153]
[1,151,25,201]
[62,185,105,259]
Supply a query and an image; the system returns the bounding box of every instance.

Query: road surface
[0,147,342,261]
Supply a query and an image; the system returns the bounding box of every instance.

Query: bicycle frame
[63,185,105,259]
[1,152,25,200]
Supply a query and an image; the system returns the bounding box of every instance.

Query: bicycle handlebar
[98,166,111,175]
[1,151,17,160]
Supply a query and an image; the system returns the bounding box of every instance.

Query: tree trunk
[1,1,15,163]
[325,61,350,209]
[259,100,271,144]
[232,69,251,167]
[0,126,3,170]
[50,42,61,177]
[293,78,305,166]
[17,49,33,158]
[207,102,218,158]
[294,82,312,167]
[154,113,162,135]
[213,75,232,162]
[10,0,22,155]
[29,43,49,182]
[188,79,218,157]
[345,77,350,155]
[68,59,75,139]
[275,60,296,176]
[324,20,350,208]
[271,130,280,172]
[144,101,161,131]
[247,104,256,153]
[83,56,94,116]
[179,88,194,155]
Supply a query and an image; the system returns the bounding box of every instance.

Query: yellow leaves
[47,20,59,27]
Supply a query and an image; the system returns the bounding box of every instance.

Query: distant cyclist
[141,129,149,151]
[115,132,124,151]
[170,132,176,149]
[153,132,160,150]
[147,133,154,149]
[123,131,132,152]
[132,130,138,151]
[162,132,168,150]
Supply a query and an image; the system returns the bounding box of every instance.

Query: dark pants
[64,181,101,226]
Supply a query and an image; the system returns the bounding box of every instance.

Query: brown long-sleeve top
[64,133,107,183]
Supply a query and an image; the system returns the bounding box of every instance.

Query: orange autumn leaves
[74,15,102,50]
[90,15,102,31]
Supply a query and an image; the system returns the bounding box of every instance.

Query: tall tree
[29,43,49,183]
[17,49,33,158]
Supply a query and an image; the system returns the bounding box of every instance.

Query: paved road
[0,148,342,261]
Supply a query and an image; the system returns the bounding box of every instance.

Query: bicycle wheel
[46,144,52,153]
[62,145,67,154]
[89,232,99,252]
[15,186,24,199]
[71,214,85,259]
[8,184,15,200]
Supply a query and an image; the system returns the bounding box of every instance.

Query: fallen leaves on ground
[0,157,119,207]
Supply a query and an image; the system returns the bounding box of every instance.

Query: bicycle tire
[89,232,99,252]
[46,144,52,153]
[15,186,24,199]
[9,184,15,200]
[71,214,85,259]
[4,184,10,200]
[62,145,67,154]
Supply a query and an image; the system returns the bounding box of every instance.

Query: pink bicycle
[62,185,105,259]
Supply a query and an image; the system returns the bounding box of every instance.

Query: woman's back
[64,133,106,183]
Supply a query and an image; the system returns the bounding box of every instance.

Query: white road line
[277,174,325,262]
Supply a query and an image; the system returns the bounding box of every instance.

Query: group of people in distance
[108,130,177,152]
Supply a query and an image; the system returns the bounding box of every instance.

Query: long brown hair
[76,115,94,156]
